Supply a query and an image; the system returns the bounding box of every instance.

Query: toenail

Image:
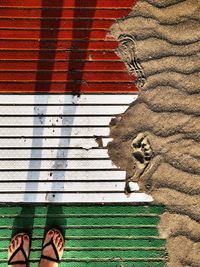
[49,230,54,235]
[24,235,28,240]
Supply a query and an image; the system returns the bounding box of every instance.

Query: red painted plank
[0,0,136,8]
[0,82,137,93]
[0,19,114,29]
[0,50,119,60]
[0,71,134,81]
[0,60,126,71]
[0,0,137,93]
[0,40,118,50]
[0,29,112,40]
[0,8,129,18]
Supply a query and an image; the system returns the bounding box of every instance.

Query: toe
[48,230,54,236]
[58,240,63,252]
[15,236,21,247]
[53,231,59,244]
[14,238,18,248]
[8,245,12,253]
[23,234,29,243]
[55,234,61,246]
[11,240,15,250]
[47,230,54,239]
[43,229,54,246]
[23,235,30,248]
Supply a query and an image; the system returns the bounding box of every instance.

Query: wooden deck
[0,204,165,267]
[0,93,153,203]
[0,0,137,93]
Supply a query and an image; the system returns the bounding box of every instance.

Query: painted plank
[0,193,153,203]
[0,182,139,192]
[0,148,108,159]
[0,82,136,93]
[0,9,129,19]
[0,116,114,126]
[0,18,115,29]
[0,159,118,170]
[0,105,129,115]
[0,204,164,267]
[0,71,132,81]
[0,170,125,181]
[0,94,137,104]
[0,137,111,148]
[0,127,109,137]
[0,93,144,203]
[0,61,129,71]
[0,29,112,40]
[0,0,135,8]
[0,51,119,61]
[0,40,118,50]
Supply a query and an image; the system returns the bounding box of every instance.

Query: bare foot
[8,233,30,267]
[39,229,64,267]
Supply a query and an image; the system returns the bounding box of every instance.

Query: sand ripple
[108,0,200,265]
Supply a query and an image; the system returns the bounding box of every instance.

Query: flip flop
[8,233,30,265]
[41,229,64,263]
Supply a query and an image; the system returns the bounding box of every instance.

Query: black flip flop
[8,233,29,265]
[41,229,64,263]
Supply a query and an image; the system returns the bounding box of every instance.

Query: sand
[108,0,200,265]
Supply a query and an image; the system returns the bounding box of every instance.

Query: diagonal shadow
[35,0,65,92]
[11,206,35,249]
[47,0,97,202]
[66,0,97,95]
[21,0,97,230]
[24,0,65,202]
[45,205,67,238]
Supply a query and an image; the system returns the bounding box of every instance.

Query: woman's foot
[39,229,64,267]
[8,233,30,267]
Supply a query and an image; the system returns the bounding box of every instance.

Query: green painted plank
[1,249,165,259]
[0,227,160,236]
[0,261,165,267]
[1,238,165,248]
[0,205,166,267]
[0,205,165,215]
[0,216,160,226]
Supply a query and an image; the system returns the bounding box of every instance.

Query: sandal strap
[8,239,28,265]
[41,237,60,263]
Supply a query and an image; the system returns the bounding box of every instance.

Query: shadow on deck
[0,204,166,267]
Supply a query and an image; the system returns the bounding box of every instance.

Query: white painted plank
[0,148,108,159]
[0,94,137,105]
[0,116,113,126]
[0,193,153,203]
[0,137,111,148]
[0,127,109,137]
[0,159,118,170]
[0,105,128,115]
[0,93,148,204]
[0,170,125,181]
[0,182,139,192]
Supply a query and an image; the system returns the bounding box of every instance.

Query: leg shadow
[11,206,35,238]
[45,205,67,238]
